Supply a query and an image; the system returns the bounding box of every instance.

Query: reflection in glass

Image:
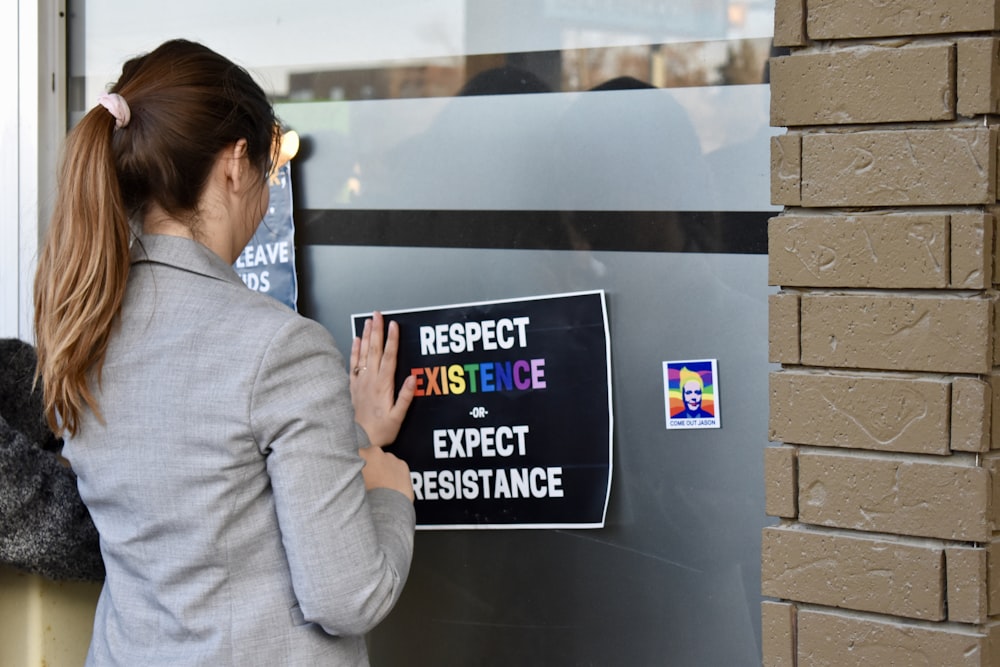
[281,38,773,103]
[70,0,775,104]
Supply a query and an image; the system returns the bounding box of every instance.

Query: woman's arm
[250,316,415,636]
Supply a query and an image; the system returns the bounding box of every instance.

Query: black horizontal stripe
[297,209,769,254]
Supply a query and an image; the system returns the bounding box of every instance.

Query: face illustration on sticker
[683,379,703,413]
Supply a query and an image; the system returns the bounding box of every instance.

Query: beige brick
[769,372,951,455]
[952,211,993,289]
[798,450,992,541]
[796,608,989,666]
[989,623,1000,665]
[764,446,798,518]
[800,294,993,374]
[770,135,801,205]
[995,298,1000,367]
[801,128,997,207]
[773,0,806,47]
[995,211,1000,287]
[946,546,989,623]
[986,454,1000,527]
[769,214,949,288]
[761,601,796,667]
[991,373,1000,449]
[958,38,1000,117]
[771,134,802,206]
[761,525,944,619]
[952,377,992,453]
[807,0,1000,39]
[769,293,800,364]
[989,537,1000,614]
[771,45,954,126]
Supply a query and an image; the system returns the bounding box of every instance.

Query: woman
[33,39,416,665]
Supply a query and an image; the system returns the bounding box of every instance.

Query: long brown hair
[34,39,279,436]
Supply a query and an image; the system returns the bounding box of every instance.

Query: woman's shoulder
[229,291,332,351]
[237,294,341,360]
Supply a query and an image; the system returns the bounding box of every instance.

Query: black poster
[352,291,612,529]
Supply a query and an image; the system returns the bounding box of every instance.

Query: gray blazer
[63,235,415,666]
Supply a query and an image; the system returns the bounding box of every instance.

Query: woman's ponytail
[34,105,132,437]
[34,40,278,438]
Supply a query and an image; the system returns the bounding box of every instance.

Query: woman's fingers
[357,317,372,369]
[389,374,417,423]
[349,313,414,448]
[378,320,400,378]
[367,311,385,372]
[349,334,361,379]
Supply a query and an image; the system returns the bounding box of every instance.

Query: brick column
[765,0,1000,664]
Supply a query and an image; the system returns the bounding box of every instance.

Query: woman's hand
[349,311,416,449]
[358,446,414,502]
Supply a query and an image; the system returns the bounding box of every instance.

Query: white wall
[0,2,27,339]
[1,1,63,340]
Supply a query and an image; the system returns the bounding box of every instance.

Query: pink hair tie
[97,93,131,129]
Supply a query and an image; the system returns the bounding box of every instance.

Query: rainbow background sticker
[663,358,720,430]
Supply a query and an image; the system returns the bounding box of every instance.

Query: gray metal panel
[300,245,772,666]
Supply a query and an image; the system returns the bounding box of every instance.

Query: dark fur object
[0,338,104,581]
[0,339,60,451]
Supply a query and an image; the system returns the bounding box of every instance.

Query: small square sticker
[663,359,720,430]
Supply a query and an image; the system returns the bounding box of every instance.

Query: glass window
[69,2,777,664]
[70,1,777,215]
